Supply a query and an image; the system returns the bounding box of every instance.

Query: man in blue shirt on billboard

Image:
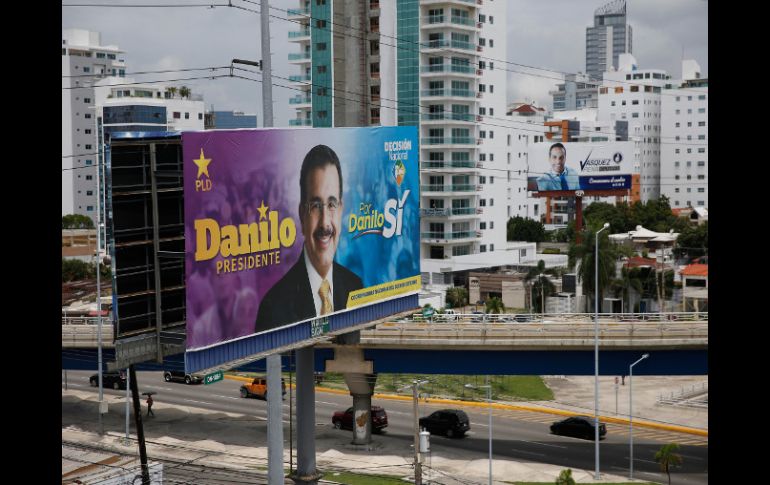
[536,143,579,191]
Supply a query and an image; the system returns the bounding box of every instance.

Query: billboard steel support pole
[267,354,284,484]
[294,346,320,484]
[149,143,164,363]
[129,365,151,485]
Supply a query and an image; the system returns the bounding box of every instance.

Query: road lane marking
[509,449,546,458]
[182,399,213,406]
[212,395,241,400]
[680,454,705,461]
[513,439,567,449]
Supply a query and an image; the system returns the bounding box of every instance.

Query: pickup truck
[240,377,286,399]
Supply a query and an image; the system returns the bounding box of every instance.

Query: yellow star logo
[193,148,212,179]
[257,201,269,221]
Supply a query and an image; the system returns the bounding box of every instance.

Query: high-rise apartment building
[205,111,258,129]
[598,54,670,201]
[586,0,632,81]
[660,60,708,209]
[62,29,126,222]
[288,0,510,276]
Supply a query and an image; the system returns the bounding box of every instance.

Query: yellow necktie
[319,279,333,315]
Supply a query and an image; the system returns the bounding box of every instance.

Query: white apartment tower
[598,54,671,201]
[660,60,708,209]
[62,29,126,222]
[419,0,508,264]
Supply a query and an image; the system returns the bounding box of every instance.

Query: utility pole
[413,384,422,485]
[399,380,428,485]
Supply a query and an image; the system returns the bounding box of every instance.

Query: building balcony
[420,88,475,99]
[289,95,312,105]
[420,137,475,146]
[287,7,310,18]
[289,118,312,126]
[421,0,479,8]
[423,15,478,31]
[420,184,478,193]
[420,64,478,77]
[421,113,475,123]
[289,74,311,84]
[288,29,311,40]
[422,160,477,170]
[422,39,478,52]
[420,231,482,242]
[420,207,478,217]
[288,52,311,63]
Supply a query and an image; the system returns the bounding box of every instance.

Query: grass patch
[509,483,659,485]
[322,471,409,484]
[323,373,553,402]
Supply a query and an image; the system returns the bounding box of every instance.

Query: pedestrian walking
[146,394,154,417]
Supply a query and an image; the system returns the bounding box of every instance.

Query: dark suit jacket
[254,252,363,333]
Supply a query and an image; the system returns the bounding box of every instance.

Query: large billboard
[183,127,420,350]
[527,142,635,192]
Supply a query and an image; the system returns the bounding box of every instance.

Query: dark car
[90,371,126,390]
[419,409,470,438]
[550,416,607,440]
[332,406,388,432]
[470,311,486,323]
[164,370,203,385]
[513,314,533,323]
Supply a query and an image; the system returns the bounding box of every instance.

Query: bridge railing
[367,319,708,344]
[399,312,707,324]
[62,316,114,326]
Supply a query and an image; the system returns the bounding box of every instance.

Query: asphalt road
[63,370,707,484]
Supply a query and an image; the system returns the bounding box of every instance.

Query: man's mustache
[313,226,335,239]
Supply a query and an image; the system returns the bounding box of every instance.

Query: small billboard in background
[182,127,420,351]
[527,142,635,192]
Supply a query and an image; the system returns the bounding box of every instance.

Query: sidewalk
[62,387,654,484]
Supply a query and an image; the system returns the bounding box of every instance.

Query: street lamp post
[594,222,609,480]
[399,380,429,485]
[465,379,492,485]
[629,353,650,480]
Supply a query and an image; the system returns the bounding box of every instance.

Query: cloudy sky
[63,0,707,126]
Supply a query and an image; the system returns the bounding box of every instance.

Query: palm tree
[167,86,178,98]
[524,260,556,313]
[654,443,683,485]
[179,85,191,99]
[485,296,505,314]
[569,223,619,312]
[445,286,468,309]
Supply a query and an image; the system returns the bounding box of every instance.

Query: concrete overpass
[62,312,708,375]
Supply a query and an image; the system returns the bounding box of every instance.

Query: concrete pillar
[350,392,373,445]
[266,354,284,484]
[292,347,322,485]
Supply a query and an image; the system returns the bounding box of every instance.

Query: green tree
[654,443,683,485]
[485,296,505,314]
[507,216,546,242]
[555,468,576,485]
[167,86,178,98]
[524,260,556,313]
[583,201,630,234]
[62,214,95,229]
[179,85,191,99]
[674,221,708,260]
[445,287,468,309]
[569,223,620,312]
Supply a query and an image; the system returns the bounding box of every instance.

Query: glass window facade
[397,0,419,126]
[103,105,167,124]
[312,0,332,127]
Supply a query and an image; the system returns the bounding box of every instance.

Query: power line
[62,0,708,98]
[230,67,707,146]
[62,66,229,78]
[63,74,230,90]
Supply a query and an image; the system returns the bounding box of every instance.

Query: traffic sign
[204,370,224,385]
[422,307,435,318]
[311,317,330,337]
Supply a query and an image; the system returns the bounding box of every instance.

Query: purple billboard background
[183,130,303,349]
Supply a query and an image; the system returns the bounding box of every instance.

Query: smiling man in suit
[255,145,363,333]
